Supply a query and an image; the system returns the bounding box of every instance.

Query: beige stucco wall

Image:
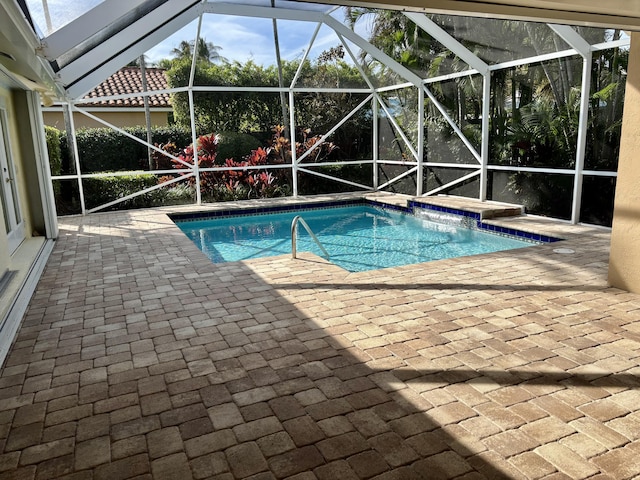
[609,32,640,292]
[43,110,170,131]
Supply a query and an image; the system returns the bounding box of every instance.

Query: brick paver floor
[2,195,640,479]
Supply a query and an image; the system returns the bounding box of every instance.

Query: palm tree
[171,38,227,63]
[170,40,193,60]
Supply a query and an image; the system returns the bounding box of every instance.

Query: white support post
[66,103,86,214]
[188,11,203,206]
[188,89,201,205]
[480,74,491,201]
[189,14,204,88]
[548,24,593,224]
[572,54,592,223]
[373,96,379,190]
[289,90,298,197]
[417,87,425,196]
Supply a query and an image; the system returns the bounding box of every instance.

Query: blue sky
[144,14,364,66]
[25,1,372,67]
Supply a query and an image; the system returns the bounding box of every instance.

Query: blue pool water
[175,205,536,272]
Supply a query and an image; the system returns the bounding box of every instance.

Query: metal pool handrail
[291,215,330,260]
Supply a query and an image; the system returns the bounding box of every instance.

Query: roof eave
[0,2,64,98]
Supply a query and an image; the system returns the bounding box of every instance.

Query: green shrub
[59,126,266,174]
[216,131,261,162]
[147,125,193,148]
[60,125,193,174]
[82,173,193,211]
[45,126,62,176]
[83,173,156,209]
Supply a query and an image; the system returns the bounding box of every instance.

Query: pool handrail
[291,215,330,260]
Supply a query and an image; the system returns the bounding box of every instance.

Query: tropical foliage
[49,11,625,225]
[155,125,346,202]
[163,38,228,64]
[163,47,373,161]
[346,9,626,223]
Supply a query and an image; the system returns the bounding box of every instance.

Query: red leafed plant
[264,125,338,165]
[157,126,338,201]
[158,133,287,200]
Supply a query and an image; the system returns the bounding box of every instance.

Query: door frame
[0,101,25,254]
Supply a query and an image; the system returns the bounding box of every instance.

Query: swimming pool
[174,203,541,272]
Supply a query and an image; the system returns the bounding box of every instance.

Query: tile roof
[81,67,171,108]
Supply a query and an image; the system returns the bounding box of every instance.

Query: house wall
[0,79,51,326]
[609,32,640,293]
[43,110,170,131]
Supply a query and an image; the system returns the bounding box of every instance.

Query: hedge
[83,173,194,211]
[61,125,193,174]
[46,126,368,213]
[216,131,261,163]
[45,126,62,176]
[58,126,263,174]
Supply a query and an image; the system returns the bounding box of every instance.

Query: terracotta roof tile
[81,67,170,108]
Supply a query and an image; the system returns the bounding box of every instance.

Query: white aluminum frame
[45,1,628,225]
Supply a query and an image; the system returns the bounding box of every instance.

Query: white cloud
[140,8,374,68]
[199,16,277,65]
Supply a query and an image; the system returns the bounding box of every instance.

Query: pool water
[176,205,535,272]
[176,206,532,272]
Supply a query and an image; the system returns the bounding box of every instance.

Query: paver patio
[1,194,639,479]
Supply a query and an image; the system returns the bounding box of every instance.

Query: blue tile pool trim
[170,198,562,243]
[476,222,561,243]
[169,199,364,222]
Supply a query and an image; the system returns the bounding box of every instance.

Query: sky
[143,13,364,67]
[24,0,373,67]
